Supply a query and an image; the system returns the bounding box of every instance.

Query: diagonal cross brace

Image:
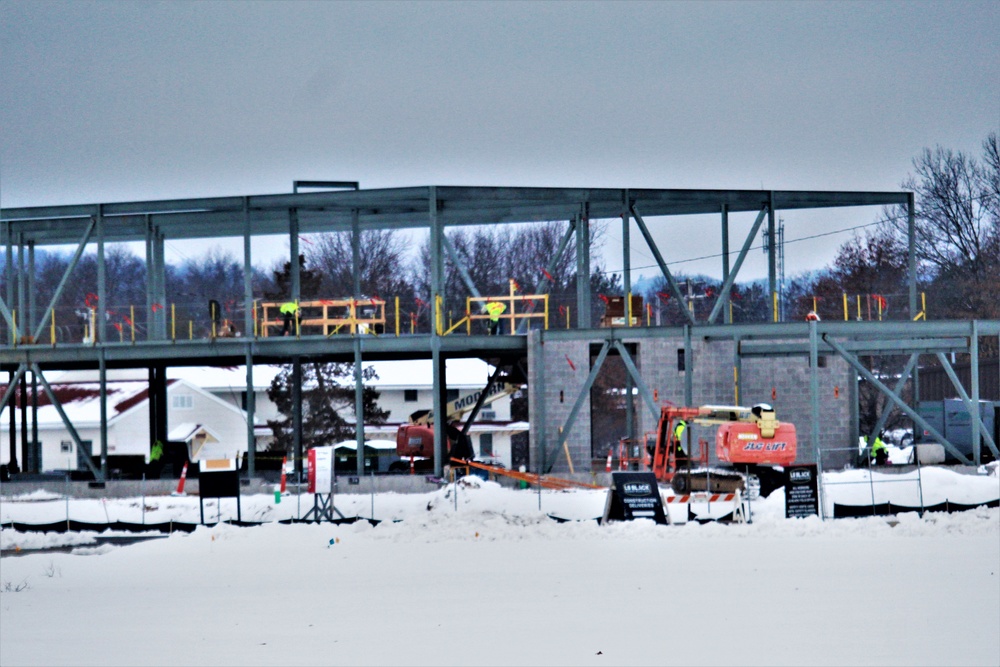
[866,354,919,447]
[441,233,483,300]
[33,218,97,342]
[630,204,696,326]
[0,296,14,332]
[707,206,769,323]
[934,352,1000,459]
[33,364,104,480]
[822,336,970,464]
[546,341,611,473]
[517,220,576,334]
[0,364,28,412]
[610,339,659,422]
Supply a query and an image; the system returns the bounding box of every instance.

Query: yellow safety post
[856,295,862,321]
[812,296,818,312]
[188,320,193,340]
[130,305,135,343]
[466,298,472,335]
[544,295,549,330]
[772,292,779,322]
[171,304,176,341]
[842,293,848,321]
[733,366,739,405]
[509,279,517,335]
[627,291,633,328]
[435,295,443,335]
[50,308,56,346]
[211,301,217,339]
[565,305,570,329]
[877,297,883,321]
[395,297,400,336]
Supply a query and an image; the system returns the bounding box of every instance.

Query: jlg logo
[743,442,788,452]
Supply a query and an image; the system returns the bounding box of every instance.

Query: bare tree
[880,132,1000,319]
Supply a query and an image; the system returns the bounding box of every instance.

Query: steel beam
[630,203,696,326]
[821,335,970,463]
[610,340,658,421]
[707,206,768,324]
[866,354,919,446]
[935,350,999,460]
[31,217,96,342]
[32,365,104,480]
[549,341,611,473]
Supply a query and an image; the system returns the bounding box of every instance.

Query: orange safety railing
[258,298,387,337]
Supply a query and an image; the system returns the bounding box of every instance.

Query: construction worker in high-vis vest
[485,301,506,335]
[871,432,889,466]
[280,301,299,336]
[672,420,687,460]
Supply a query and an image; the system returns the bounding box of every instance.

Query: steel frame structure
[6,184,993,482]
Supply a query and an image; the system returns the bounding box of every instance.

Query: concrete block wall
[529,332,855,474]
[528,332,592,473]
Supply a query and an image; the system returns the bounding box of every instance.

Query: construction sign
[601,472,668,525]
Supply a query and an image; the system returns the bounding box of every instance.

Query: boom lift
[651,403,797,496]
[394,370,520,472]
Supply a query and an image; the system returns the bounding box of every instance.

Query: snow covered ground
[1,468,998,666]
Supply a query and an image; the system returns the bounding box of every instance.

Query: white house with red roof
[0,372,251,473]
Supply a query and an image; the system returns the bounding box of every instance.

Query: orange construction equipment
[650,403,797,495]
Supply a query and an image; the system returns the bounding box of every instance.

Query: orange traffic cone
[280,456,287,494]
[172,462,188,496]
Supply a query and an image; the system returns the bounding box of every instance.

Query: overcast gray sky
[1,1,997,281]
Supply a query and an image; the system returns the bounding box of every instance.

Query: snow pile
[1,467,998,666]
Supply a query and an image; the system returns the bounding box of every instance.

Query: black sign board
[198,466,242,524]
[199,470,240,498]
[784,464,820,519]
[602,472,668,525]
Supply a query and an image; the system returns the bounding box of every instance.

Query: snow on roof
[0,379,175,427]
[167,358,495,390]
[332,439,398,451]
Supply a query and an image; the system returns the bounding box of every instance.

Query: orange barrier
[451,458,603,490]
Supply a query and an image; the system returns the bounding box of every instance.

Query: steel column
[355,337,365,477]
[907,192,917,317]
[707,207,768,324]
[721,204,731,324]
[245,351,255,478]
[767,193,777,322]
[97,205,106,342]
[575,206,592,328]
[934,351,998,459]
[99,351,108,478]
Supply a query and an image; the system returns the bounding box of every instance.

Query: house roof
[164,358,496,390]
[0,379,176,428]
[0,378,248,429]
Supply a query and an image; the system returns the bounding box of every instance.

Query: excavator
[651,403,797,497]
[393,371,521,473]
